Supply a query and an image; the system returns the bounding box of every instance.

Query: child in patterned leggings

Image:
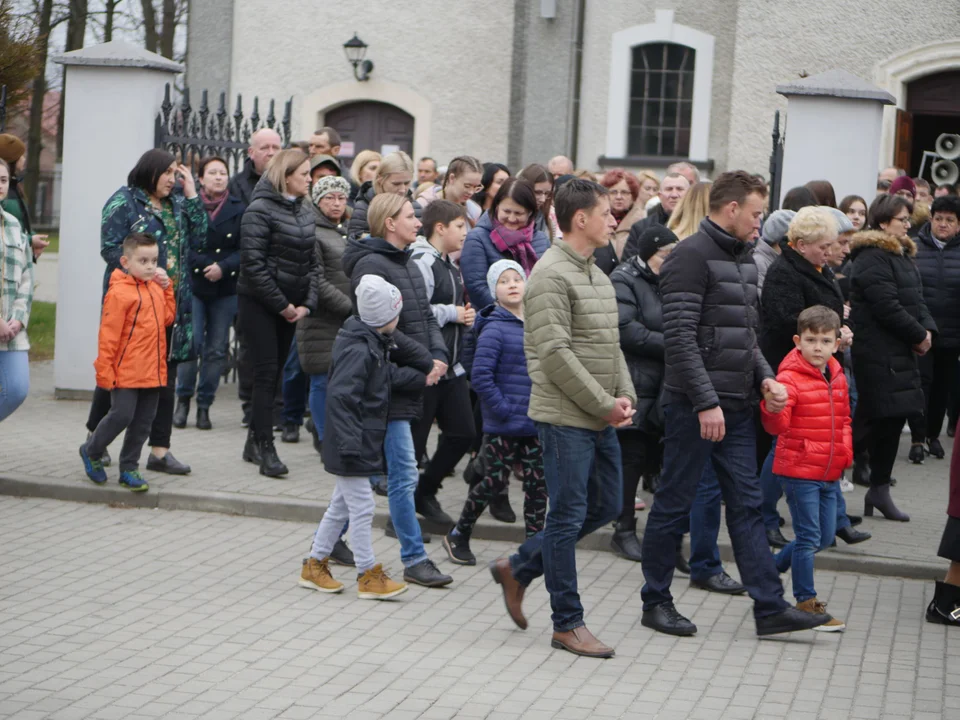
[443,260,547,565]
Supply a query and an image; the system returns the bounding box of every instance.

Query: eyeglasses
[892,215,911,224]
[609,190,633,198]
[534,190,552,199]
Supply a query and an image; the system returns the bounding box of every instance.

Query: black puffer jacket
[611,256,664,433]
[342,235,448,420]
[237,178,320,315]
[914,222,960,348]
[321,317,393,477]
[295,211,352,375]
[661,218,773,412]
[622,203,670,263]
[347,181,422,239]
[849,230,937,419]
[760,242,845,372]
[189,193,245,298]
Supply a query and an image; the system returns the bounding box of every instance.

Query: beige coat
[612,202,647,260]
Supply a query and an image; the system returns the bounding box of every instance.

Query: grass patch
[27,301,56,361]
[42,232,59,255]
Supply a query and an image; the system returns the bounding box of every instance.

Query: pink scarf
[490,221,538,275]
[200,189,229,221]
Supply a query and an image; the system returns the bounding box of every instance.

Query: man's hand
[915,330,933,355]
[432,359,448,376]
[425,367,443,386]
[457,303,476,326]
[761,378,788,413]
[280,304,298,322]
[839,325,853,350]
[603,397,636,428]
[291,306,310,323]
[698,406,725,442]
[203,263,223,282]
[153,268,170,289]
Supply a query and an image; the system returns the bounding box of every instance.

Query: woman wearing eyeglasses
[848,194,937,522]
[595,168,645,275]
[415,155,484,227]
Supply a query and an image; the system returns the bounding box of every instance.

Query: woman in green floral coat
[85,149,207,474]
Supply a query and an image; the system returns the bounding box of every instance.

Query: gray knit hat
[312,175,351,205]
[356,275,403,328]
[761,209,796,246]
[824,206,855,234]
[487,259,525,302]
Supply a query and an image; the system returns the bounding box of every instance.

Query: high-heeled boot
[864,483,910,522]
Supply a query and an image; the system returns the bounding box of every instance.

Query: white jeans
[310,476,376,572]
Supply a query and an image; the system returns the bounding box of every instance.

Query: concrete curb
[0,472,945,581]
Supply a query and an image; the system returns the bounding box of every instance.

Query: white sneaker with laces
[839,477,854,493]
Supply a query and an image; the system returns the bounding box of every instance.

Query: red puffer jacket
[761,348,852,482]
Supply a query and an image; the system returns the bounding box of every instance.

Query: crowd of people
[2,119,960,656]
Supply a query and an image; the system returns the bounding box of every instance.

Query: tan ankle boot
[358,564,407,600]
[796,598,845,632]
[298,557,343,593]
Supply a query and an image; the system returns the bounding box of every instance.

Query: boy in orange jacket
[761,305,852,632]
[80,233,175,491]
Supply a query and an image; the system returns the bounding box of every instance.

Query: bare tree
[139,0,158,52]
[104,0,121,41]
[23,0,53,215]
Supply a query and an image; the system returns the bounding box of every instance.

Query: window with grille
[628,42,696,157]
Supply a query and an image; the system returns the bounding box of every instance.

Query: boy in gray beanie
[299,274,409,600]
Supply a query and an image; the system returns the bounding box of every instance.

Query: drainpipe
[569,0,586,165]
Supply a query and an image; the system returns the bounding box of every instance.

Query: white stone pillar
[52,41,183,397]
[777,69,895,207]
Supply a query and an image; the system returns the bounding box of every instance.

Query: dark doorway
[323,101,414,166]
[898,70,960,179]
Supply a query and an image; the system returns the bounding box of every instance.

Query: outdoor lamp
[343,34,374,82]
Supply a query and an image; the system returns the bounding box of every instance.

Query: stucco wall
[227,0,515,165]
[727,0,960,175]
[185,0,234,96]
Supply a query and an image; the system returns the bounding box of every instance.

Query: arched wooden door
[896,70,960,176]
[324,101,414,166]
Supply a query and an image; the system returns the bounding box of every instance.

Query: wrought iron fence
[154,84,293,175]
[768,110,785,212]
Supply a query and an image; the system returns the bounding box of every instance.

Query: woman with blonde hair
[238,148,319,477]
[349,150,381,203]
[416,155,484,226]
[348,150,421,238]
[667,181,712,240]
[636,170,660,210]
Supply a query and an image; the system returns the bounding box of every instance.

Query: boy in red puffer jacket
[762,305,852,632]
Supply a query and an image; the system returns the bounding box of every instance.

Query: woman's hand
[31,235,50,258]
[292,306,310,322]
[203,263,223,282]
[839,325,853,350]
[0,318,13,343]
[177,164,198,199]
[281,304,298,322]
[914,331,933,356]
[6,320,23,337]
[153,268,170,289]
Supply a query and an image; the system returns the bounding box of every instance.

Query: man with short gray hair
[623,172,690,261]
[229,128,282,205]
[666,161,700,186]
[548,155,574,179]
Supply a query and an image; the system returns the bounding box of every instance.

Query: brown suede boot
[489,558,527,629]
[298,557,343,594]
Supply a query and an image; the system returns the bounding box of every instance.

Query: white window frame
[605,9,715,162]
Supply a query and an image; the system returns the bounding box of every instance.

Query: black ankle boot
[259,438,289,477]
[610,517,643,562]
[864,483,909,521]
[926,581,960,626]
[196,407,212,430]
[242,429,261,464]
[173,397,190,429]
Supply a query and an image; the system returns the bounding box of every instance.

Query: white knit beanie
[487,259,526,302]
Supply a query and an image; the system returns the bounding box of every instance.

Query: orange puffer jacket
[760,348,852,482]
[94,269,175,390]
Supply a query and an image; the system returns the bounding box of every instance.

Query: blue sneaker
[79,445,107,485]
[119,470,149,492]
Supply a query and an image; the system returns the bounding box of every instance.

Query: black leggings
[237,295,296,442]
[411,376,476,497]
[617,428,662,524]
[860,412,907,487]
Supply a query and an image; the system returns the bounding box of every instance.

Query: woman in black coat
[175,156,245,431]
[237,149,319,477]
[609,226,677,561]
[849,194,937,522]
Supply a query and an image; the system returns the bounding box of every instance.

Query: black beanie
[637,225,680,262]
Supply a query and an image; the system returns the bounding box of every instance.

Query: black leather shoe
[196,407,212,431]
[847,514,862,526]
[852,457,871,487]
[329,538,355,567]
[403,558,453,587]
[146,452,191,475]
[641,602,697,636]
[675,549,690,575]
[691,571,746,595]
[490,493,516,524]
[908,443,925,464]
[306,418,322,455]
[242,429,261,464]
[766,528,790,548]
[948,423,956,438]
[258,439,288,477]
[836,526,871,544]
[281,423,300,444]
[384,517,430,543]
[173,397,190,429]
[756,606,830,636]
[610,518,643,562]
[928,437,946,459]
[415,491,455,531]
[926,581,960,626]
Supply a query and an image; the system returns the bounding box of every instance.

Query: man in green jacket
[489,178,636,659]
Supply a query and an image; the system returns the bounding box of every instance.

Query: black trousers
[857,410,907,487]
[617,427,662,524]
[910,347,960,441]
[236,321,283,418]
[237,295,296,442]
[86,388,161,471]
[86,358,177,449]
[411,375,476,497]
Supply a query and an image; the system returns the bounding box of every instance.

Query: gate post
[51,41,183,397]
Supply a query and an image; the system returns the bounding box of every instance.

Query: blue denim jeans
[308,373,329,440]
[759,441,782,531]
[641,401,789,618]
[380,420,428,568]
[281,341,309,426]
[689,462,724,583]
[0,350,29,423]
[510,423,622,632]
[774,477,837,602]
[176,294,237,408]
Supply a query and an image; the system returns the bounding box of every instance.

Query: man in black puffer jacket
[640,171,831,639]
[341,195,452,589]
[908,195,960,458]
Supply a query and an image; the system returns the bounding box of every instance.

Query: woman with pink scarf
[461,177,550,309]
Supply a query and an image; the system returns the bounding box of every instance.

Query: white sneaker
[839,477,854,493]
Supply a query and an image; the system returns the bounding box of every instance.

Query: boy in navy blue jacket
[443,260,547,565]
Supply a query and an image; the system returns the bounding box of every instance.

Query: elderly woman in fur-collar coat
[848,194,937,523]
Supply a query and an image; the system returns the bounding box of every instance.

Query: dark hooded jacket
[914,221,960,348]
[848,230,937,419]
[237,177,320,314]
[228,159,261,206]
[622,202,670,263]
[342,235,447,420]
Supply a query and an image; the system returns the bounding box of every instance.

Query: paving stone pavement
[0,362,953,578]
[0,496,958,720]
